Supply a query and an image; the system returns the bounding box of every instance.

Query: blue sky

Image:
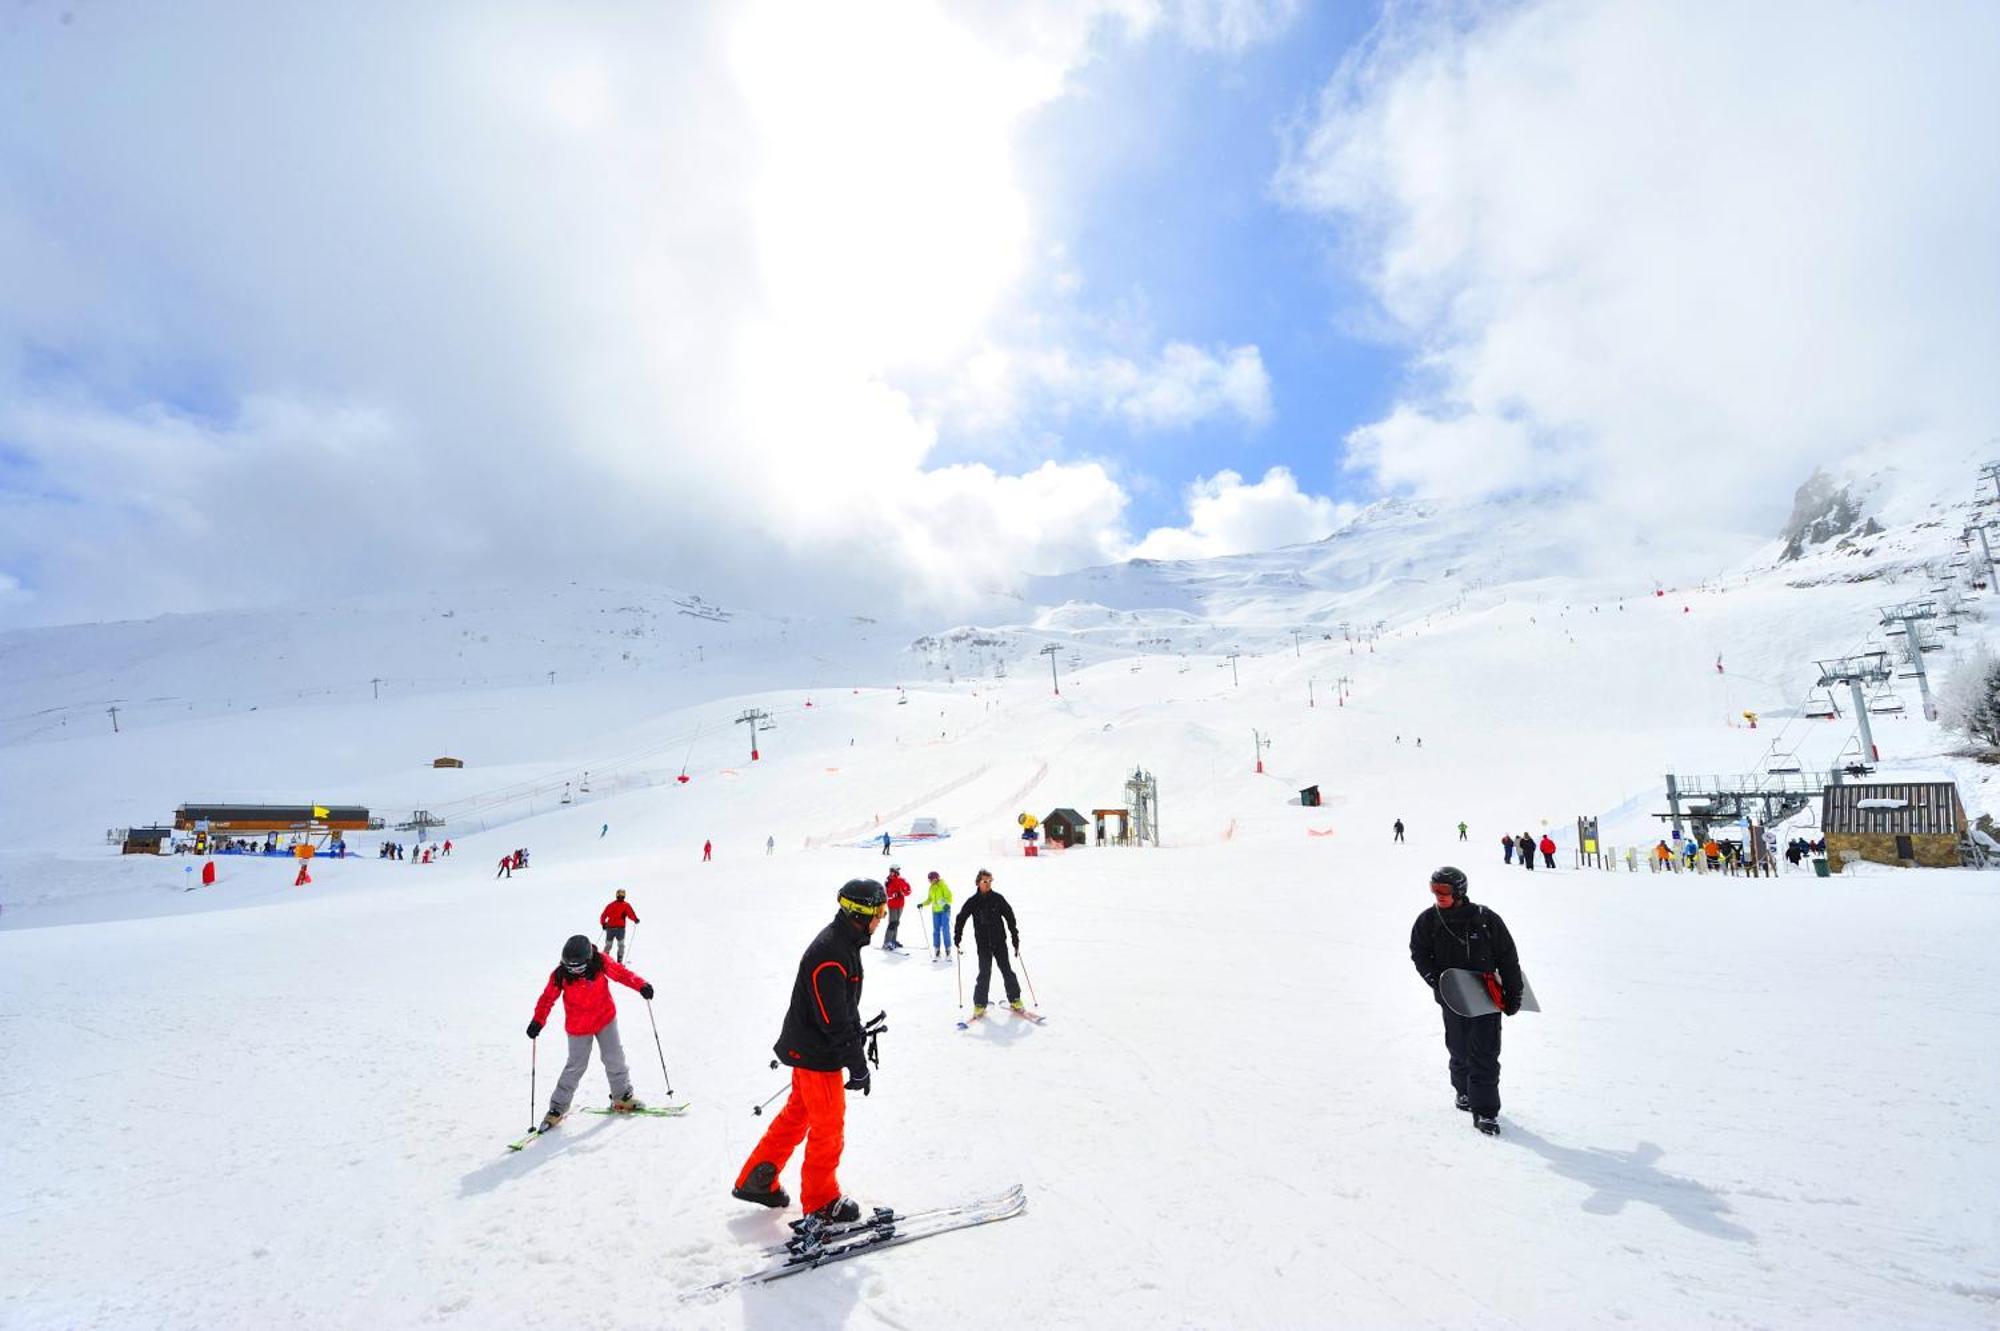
[1,0,1995,628]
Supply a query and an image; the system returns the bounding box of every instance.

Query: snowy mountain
[3,454,2000,1327]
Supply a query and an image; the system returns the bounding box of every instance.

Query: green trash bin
[1811,857,1830,878]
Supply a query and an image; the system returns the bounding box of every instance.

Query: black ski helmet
[615,888,627,900]
[1430,866,1468,903]
[837,878,887,920]
[561,934,594,972]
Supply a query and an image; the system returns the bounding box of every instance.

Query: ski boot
[1473,1113,1500,1137]
[538,1108,565,1133]
[811,1195,862,1224]
[732,1162,791,1210]
[971,1005,986,1019]
[609,1090,645,1113]
[1455,1093,1472,1113]
[1009,1002,1027,1014]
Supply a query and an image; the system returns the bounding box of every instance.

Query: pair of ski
[505,1102,691,1152]
[957,1008,1046,1030]
[688,1184,1027,1296]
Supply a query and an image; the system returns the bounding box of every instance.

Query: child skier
[600,888,639,961]
[882,865,912,951]
[923,871,954,959]
[525,935,654,1130]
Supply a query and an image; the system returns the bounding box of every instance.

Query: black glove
[953,934,963,950]
[845,1068,871,1095]
[640,983,655,1000]
[1503,996,1522,1017]
[526,1020,543,1039]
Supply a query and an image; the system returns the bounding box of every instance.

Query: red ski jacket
[600,899,639,929]
[884,872,911,909]
[532,952,648,1036]
[1538,836,1556,855]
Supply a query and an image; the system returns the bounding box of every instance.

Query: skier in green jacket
[923,871,954,959]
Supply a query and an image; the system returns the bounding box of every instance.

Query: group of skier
[522,866,1039,1227]
[1499,831,1559,868]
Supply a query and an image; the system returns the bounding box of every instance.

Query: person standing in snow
[702,839,713,862]
[525,935,654,1130]
[731,879,885,1221]
[1393,818,1406,843]
[767,835,776,856]
[1501,834,1515,865]
[880,831,893,856]
[497,855,512,879]
[600,889,639,961]
[1514,833,1534,870]
[1538,833,1557,869]
[1457,821,1468,841]
[923,871,953,959]
[1409,866,1522,1137]
[882,865,912,951]
[954,869,1023,1019]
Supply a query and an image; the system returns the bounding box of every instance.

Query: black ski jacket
[774,914,869,1076]
[1409,900,1523,1014]
[954,890,1019,952]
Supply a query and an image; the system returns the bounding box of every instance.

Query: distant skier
[600,889,639,962]
[1501,834,1515,865]
[703,839,713,862]
[1409,866,1522,1137]
[1654,840,1672,872]
[600,823,609,839]
[442,840,452,856]
[1538,834,1556,869]
[1517,833,1535,871]
[923,871,954,959]
[294,862,311,886]
[1393,819,1406,843]
[767,835,776,856]
[497,855,512,879]
[525,935,653,1131]
[731,879,885,1220]
[954,869,1023,1019]
[1457,821,1468,841]
[882,865,912,951]
[880,831,893,856]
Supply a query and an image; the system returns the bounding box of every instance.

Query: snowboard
[1439,967,1539,1018]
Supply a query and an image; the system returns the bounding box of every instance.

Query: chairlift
[1867,695,1905,714]
[1804,696,1839,719]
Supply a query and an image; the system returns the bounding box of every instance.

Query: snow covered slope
[3,458,1999,1327]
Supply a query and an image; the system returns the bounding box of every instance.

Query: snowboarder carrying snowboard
[1408,866,1523,1136]
[924,871,954,958]
[526,935,654,1130]
[954,869,1023,1018]
[883,866,911,951]
[600,889,639,961]
[732,879,886,1222]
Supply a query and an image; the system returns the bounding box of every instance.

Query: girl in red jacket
[526,935,654,1130]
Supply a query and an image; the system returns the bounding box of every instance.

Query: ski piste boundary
[688,1185,1027,1296]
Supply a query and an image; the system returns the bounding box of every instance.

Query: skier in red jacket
[526,935,654,1131]
[881,866,912,952]
[1538,834,1557,869]
[600,889,639,961]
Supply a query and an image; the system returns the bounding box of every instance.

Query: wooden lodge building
[1821,781,1969,871]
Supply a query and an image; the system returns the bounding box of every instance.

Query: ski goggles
[839,899,885,918]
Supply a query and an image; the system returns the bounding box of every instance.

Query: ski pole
[529,1035,538,1133]
[752,1061,789,1116]
[644,997,675,1097]
[955,942,964,1009]
[1015,946,1039,1007]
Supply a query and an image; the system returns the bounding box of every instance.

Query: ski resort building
[1042,808,1088,848]
[1820,781,1969,871]
[173,804,375,834]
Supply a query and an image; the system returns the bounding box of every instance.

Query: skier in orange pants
[733,879,885,1221]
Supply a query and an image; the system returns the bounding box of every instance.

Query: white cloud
[1128,466,1349,560]
[0,0,1292,628]
[1281,0,2000,533]
[943,340,1273,436]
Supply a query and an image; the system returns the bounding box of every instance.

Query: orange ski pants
[736,1067,846,1212]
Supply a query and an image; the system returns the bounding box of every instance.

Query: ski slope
[4,483,2000,1327]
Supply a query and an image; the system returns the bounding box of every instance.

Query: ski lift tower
[1964,522,1998,590]
[1878,599,1942,721]
[1816,651,1894,763]
[1124,766,1160,847]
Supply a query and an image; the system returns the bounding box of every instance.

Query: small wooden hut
[1820,780,1968,870]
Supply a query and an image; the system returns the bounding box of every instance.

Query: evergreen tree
[1938,645,2000,748]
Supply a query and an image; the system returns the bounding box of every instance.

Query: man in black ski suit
[953,868,1021,1016]
[1408,866,1522,1136]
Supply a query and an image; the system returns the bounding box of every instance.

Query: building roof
[1821,781,1964,835]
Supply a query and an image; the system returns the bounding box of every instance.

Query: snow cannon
[1017,813,1039,831]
